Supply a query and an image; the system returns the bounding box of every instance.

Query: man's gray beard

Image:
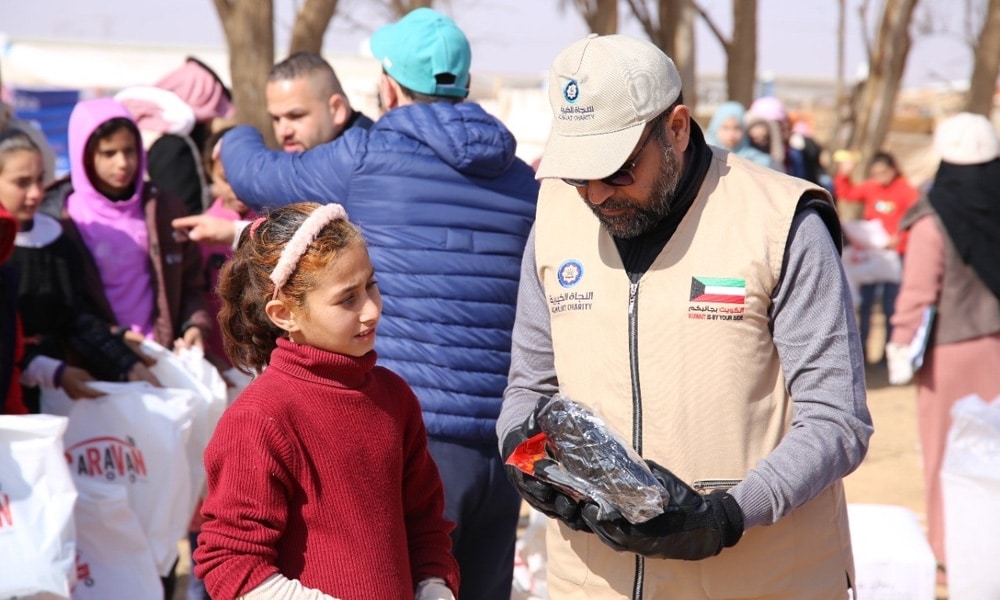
[589,141,684,239]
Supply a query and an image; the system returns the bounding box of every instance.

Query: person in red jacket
[835,151,919,362]
[195,202,459,600]
[0,202,27,415]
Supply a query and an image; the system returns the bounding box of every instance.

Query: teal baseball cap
[370,8,471,99]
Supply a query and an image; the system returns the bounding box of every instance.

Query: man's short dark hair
[268,52,345,97]
[382,69,464,105]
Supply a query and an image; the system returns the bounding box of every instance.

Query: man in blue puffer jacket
[213,9,538,599]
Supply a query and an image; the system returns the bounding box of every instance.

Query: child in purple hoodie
[41,98,211,597]
[42,97,210,358]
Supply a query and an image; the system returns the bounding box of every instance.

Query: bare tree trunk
[288,0,339,55]
[569,0,618,34]
[389,0,433,18]
[847,0,918,177]
[726,0,756,106]
[965,0,1000,116]
[214,0,276,147]
[695,0,757,107]
[832,0,848,150]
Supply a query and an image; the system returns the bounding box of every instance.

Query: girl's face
[0,149,45,227]
[210,160,250,216]
[716,117,743,150]
[747,123,770,150]
[290,242,381,357]
[92,128,140,197]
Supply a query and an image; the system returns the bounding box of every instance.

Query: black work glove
[502,398,591,532]
[580,460,744,560]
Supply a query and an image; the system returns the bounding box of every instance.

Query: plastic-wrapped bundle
[536,395,669,524]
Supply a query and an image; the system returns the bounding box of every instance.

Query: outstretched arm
[220,126,356,211]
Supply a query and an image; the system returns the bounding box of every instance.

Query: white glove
[415,578,455,600]
[885,342,913,386]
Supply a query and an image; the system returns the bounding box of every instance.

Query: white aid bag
[142,341,227,498]
[56,381,196,577]
[942,394,1000,600]
[222,367,254,405]
[0,414,77,599]
[71,479,161,600]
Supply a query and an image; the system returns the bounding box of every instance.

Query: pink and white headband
[269,203,349,299]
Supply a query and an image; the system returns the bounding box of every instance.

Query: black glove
[580,460,744,560]
[502,398,591,532]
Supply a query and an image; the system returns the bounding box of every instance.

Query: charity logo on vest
[64,435,148,483]
[550,259,594,313]
[688,276,745,321]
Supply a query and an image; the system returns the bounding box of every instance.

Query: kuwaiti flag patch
[689,277,746,304]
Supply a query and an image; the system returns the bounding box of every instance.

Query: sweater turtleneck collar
[269,337,378,389]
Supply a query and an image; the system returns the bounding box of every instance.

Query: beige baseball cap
[933,112,999,165]
[535,34,682,181]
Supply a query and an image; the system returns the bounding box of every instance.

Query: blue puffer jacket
[221,102,539,443]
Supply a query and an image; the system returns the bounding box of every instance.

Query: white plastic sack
[71,480,161,600]
[222,366,254,406]
[142,341,227,499]
[942,394,1000,600]
[0,414,77,599]
[58,381,196,577]
[511,507,549,600]
[843,246,902,286]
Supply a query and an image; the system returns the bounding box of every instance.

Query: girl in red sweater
[834,151,919,362]
[194,202,459,600]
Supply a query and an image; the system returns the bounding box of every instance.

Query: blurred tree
[966,0,1000,115]
[288,0,341,55]
[694,0,758,107]
[840,0,919,179]
[561,0,619,34]
[213,0,276,146]
[624,0,698,111]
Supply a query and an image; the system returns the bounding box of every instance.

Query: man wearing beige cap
[497,34,873,598]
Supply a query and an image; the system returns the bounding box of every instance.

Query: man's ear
[329,93,350,132]
[265,299,300,334]
[378,73,400,112]
[667,104,692,154]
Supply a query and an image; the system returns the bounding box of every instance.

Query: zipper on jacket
[692,479,743,493]
[627,278,645,600]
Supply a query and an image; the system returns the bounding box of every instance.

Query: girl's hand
[121,329,158,367]
[127,362,161,387]
[175,327,204,352]
[60,366,105,400]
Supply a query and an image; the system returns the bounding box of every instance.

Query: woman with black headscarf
[886,112,1000,581]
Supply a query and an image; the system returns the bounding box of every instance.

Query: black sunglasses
[562,129,655,188]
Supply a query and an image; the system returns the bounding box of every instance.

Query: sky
[1,0,979,89]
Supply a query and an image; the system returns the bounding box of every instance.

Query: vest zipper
[627,278,645,600]
[692,479,743,493]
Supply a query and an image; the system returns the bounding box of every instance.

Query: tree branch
[624,0,658,42]
[692,1,731,53]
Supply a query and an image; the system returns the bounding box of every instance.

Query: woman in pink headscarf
[119,58,236,217]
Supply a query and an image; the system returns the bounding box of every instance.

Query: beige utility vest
[534,149,855,599]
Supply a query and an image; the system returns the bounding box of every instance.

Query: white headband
[270,203,350,299]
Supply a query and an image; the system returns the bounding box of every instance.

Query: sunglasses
[562,129,655,188]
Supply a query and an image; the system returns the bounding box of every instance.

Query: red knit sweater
[194,338,459,599]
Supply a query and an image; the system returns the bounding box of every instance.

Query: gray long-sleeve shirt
[497,207,873,529]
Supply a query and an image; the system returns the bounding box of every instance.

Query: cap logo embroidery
[563,79,580,104]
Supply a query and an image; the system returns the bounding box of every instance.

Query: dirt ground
[174,312,943,599]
